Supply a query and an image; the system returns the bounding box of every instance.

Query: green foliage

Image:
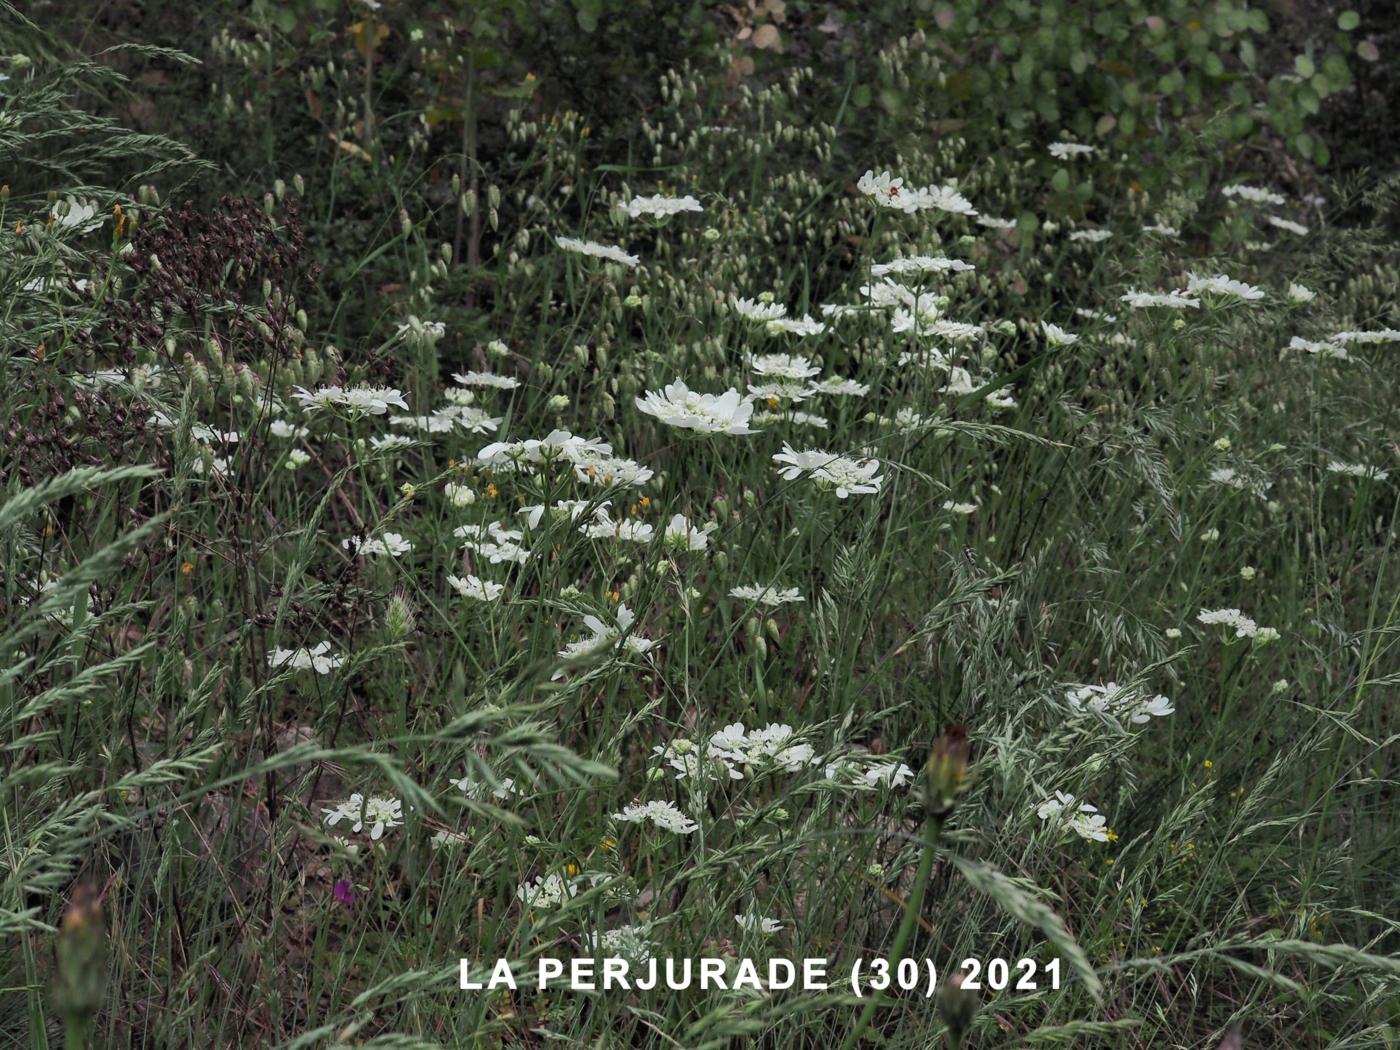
[867,0,1361,173]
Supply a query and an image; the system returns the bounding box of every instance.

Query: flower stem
[838,812,944,1050]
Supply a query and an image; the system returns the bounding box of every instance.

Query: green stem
[838,813,944,1050]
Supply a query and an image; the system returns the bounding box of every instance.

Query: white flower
[626,194,702,218]
[653,737,741,782]
[753,406,824,428]
[766,315,826,337]
[516,873,579,909]
[451,774,518,800]
[190,424,239,444]
[558,604,655,661]
[736,913,783,935]
[447,574,504,602]
[554,235,638,267]
[925,319,985,342]
[269,419,309,439]
[452,370,520,390]
[1197,607,1271,639]
[809,376,869,397]
[824,757,914,789]
[663,513,712,552]
[267,641,343,674]
[191,454,232,478]
[445,482,476,507]
[1331,329,1400,345]
[1143,223,1180,237]
[1267,215,1309,236]
[1209,466,1271,498]
[1065,682,1175,725]
[518,499,606,530]
[819,302,869,318]
[1326,460,1389,482]
[343,532,412,557]
[574,455,655,488]
[731,296,789,322]
[294,385,409,416]
[50,197,103,233]
[611,799,698,834]
[1222,183,1287,206]
[1042,321,1079,347]
[942,500,977,514]
[1120,289,1201,309]
[456,521,529,564]
[1186,273,1266,302]
[285,448,310,469]
[772,444,884,497]
[582,516,656,544]
[1048,141,1095,159]
[750,353,821,380]
[1285,283,1316,304]
[855,171,977,216]
[370,434,418,452]
[392,404,501,435]
[977,215,1018,230]
[636,379,755,435]
[909,183,978,216]
[587,924,656,962]
[477,430,613,471]
[1286,336,1347,359]
[747,379,812,403]
[1068,228,1112,243]
[322,794,403,840]
[1036,791,1109,842]
[870,256,975,278]
[856,169,904,203]
[395,316,445,345]
[729,584,804,607]
[896,348,953,371]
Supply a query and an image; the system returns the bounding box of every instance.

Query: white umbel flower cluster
[554,235,639,268]
[322,793,403,840]
[626,194,702,219]
[267,641,343,674]
[772,444,884,497]
[1197,607,1279,642]
[636,379,756,435]
[1037,791,1110,842]
[1065,682,1175,725]
[611,799,699,834]
[856,170,977,216]
[294,385,409,416]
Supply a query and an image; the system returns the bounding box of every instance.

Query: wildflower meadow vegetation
[3,2,1399,1047]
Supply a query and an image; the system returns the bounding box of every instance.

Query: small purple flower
[333,879,354,906]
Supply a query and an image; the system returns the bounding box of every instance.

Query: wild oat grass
[2,8,1399,1050]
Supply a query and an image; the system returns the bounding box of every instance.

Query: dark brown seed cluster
[100,194,315,367]
[0,381,153,490]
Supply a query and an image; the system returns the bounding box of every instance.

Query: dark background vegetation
[18,0,1400,342]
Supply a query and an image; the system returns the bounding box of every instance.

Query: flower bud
[935,973,978,1045]
[924,725,970,818]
